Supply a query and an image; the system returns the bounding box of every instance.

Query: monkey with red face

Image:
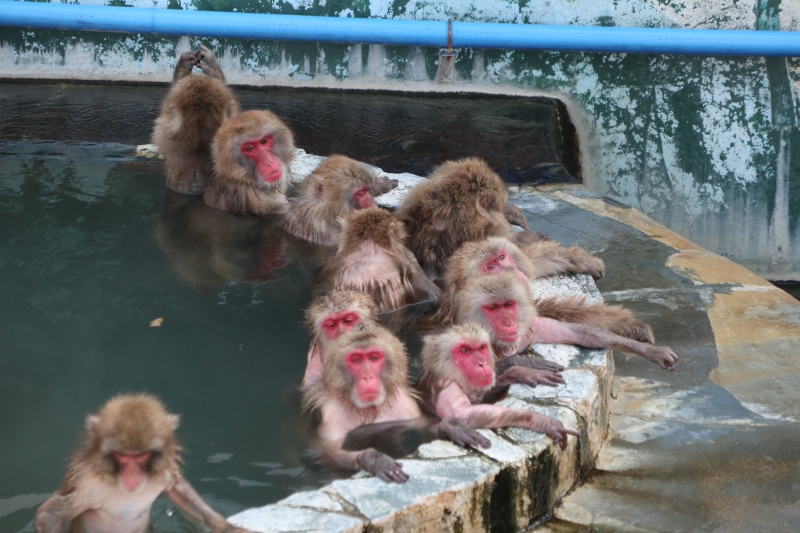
[302,290,379,389]
[153,46,240,196]
[35,394,251,533]
[455,272,678,371]
[323,208,440,312]
[303,325,489,482]
[204,110,295,216]
[440,237,654,345]
[418,324,578,449]
[285,155,399,246]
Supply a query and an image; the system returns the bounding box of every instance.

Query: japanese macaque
[303,325,488,482]
[439,237,653,344]
[284,155,399,245]
[395,157,530,277]
[35,394,250,533]
[456,272,678,370]
[302,290,379,389]
[152,46,240,195]
[417,324,579,449]
[323,208,440,312]
[204,110,296,215]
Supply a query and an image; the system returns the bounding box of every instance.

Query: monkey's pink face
[241,135,283,183]
[321,311,361,340]
[345,348,385,404]
[353,185,377,209]
[482,300,519,343]
[481,248,517,275]
[452,341,494,388]
[114,451,152,493]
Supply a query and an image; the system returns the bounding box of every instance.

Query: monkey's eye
[260,137,268,144]
[460,346,470,354]
[486,304,499,312]
[487,263,495,270]
[479,344,487,351]
[499,255,506,260]
[369,354,379,361]
[323,320,336,329]
[503,301,514,308]
[244,144,254,152]
[352,357,362,363]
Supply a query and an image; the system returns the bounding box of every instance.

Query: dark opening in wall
[0,80,582,184]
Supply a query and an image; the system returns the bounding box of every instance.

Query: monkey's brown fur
[303,325,413,413]
[395,158,529,277]
[204,110,295,216]
[323,208,441,312]
[285,155,398,246]
[61,394,182,494]
[152,49,239,195]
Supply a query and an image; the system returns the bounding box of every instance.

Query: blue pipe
[1,0,799,57]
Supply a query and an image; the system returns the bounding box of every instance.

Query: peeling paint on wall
[0,0,798,278]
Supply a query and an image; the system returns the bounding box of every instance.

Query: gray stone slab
[277,490,344,513]
[228,503,364,533]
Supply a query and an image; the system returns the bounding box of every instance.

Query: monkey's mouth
[259,169,283,183]
[497,333,518,343]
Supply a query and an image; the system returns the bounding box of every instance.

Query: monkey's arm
[503,202,530,230]
[530,317,678,371]
[196,45,226,82]
[435,417,492,449]
[172,50,198,83]
[495,355,564,374]
[35,493,87,533]
[523,240,605,280]
[165,476,252,533]
[435,382,579,450]
[494,366,565,388]
[534,296,654,344]
[371,176,399,197]
[302,344,323,389]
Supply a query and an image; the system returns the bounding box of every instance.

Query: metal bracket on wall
[437,20,457,83]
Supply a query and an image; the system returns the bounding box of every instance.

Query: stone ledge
[211,152,614,533]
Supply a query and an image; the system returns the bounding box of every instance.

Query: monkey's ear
[168,414,180,430]
[315,182,324,195]
[85,415,101,432]
[337,216,349,234]
[388,220,405,242]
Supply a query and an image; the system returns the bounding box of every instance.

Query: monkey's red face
[241,135,283,183]
[452,341,494,388]
[353,186,376,209]
[345,348,385,405]
[114,451,152,493]
[321,311,361,340]
[481,248,516,275]
[482,300,519,343]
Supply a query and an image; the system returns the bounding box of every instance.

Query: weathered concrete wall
[2,0,800,279]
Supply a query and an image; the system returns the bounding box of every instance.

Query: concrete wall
[2,0,799,279]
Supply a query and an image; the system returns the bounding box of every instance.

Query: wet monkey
[152,46,240,195]
[395,157,530,277]
[456,272,678,370]
[440,237,653,344]
[204,110,296,215]
[285,155,399,245]
[302,290,379,389]
[418,324,579,449]
[303,325,488,482]
[323,208,440,312]
[35,394,251,533]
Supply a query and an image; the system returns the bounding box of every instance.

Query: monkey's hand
[371,177,399,196]
[358,449,409,483]
[437,417,491,449]
[640,345,678,371]
[197,45,225,81]
[173,50,199,82]
[496,355,564,375]
[531,414,580,451]
[498,367,565,388]
[570,249,605,280]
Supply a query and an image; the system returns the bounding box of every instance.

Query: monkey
[303,325,489,482]
[417,323,580,450]
[322,208,441,312]
[152,46,240,195]
[204,110,296,216]
[302,290,379,389]
[35,394,251,533]
[284,155,399,246]
[395,157,531,277]
[438,237,654,345]
[455,271,678,370]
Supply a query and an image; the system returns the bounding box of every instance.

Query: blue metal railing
[1,0,799,56]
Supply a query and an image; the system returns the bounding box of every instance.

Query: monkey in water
[35,394,251,533]
[152,46,240,195]
[439,236,653,345]
[418,324,579,449]
[284,155,399,246]
[456,272,679,370]
[322,208,440,312]
[204,110,296,216]
[303,325,489,482]
[302,290,379,389]
[395,157,530,277]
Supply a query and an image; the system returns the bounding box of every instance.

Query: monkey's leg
[496,355,564,374]
[531,317,678,371]
[173,50,199,83]
[535,296,655,344]
[504,202,530,230]
[524,240,605,280]
[197,45,226,81]
[511,230,551,247]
